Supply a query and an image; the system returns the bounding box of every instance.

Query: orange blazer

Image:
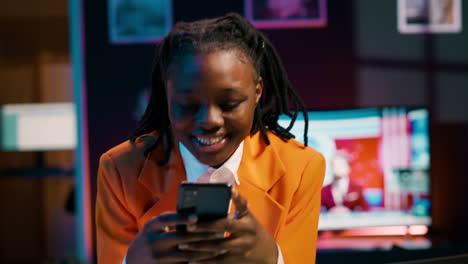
[96,131,325,264]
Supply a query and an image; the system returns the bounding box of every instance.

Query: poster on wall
[244,0,327,29]
[398,0,462,33]
[108,0,172,44]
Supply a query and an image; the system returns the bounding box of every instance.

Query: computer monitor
[0,103,77,151]
[279,107,431,230]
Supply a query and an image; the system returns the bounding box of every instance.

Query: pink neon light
[408,225,428,235]
[338,225,428,236]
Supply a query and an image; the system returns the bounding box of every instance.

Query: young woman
[96,13,325,264]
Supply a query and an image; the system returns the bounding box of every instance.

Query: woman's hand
[126,212,225,264]
[178,188,279,264]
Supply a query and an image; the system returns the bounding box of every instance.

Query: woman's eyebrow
[219,87,242,94]
[173,87,243,96]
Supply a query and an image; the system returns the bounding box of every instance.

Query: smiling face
[165,50,263,167]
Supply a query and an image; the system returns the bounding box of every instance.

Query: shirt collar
[179,141,244,185]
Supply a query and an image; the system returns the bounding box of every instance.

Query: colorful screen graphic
[279,107,431,230]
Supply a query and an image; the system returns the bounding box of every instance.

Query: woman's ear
[255,76,263,104]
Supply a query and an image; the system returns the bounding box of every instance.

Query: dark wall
[263,1,356,109]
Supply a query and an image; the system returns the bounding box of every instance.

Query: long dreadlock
[130,13,308,166]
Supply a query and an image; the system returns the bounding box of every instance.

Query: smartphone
[177,182,232,221]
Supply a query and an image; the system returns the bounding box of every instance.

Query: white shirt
[123,141,284,264]
[179,141,242,185]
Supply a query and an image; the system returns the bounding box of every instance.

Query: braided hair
[130,13,308,165]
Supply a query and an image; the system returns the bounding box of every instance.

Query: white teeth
[195,136,224,145]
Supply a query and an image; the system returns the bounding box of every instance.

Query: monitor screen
[279,107,431,230]
[1,103,77,151]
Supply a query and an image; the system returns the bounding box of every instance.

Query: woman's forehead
[169,49,250,70]
[166,50,257,91]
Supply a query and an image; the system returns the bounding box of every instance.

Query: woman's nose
[195,104,224,130]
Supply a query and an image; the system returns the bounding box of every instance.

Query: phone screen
[177,183,232,221]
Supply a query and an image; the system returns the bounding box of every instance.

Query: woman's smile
[191,134,227,152]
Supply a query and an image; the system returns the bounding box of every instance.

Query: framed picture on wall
[398,0,462,33]
[244,0,327,29]
[108,0,172,44]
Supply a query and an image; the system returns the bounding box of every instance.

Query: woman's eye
[220,102,241,112]
[173,102,197,116]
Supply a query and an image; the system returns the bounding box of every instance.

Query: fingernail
[232,187,238,197]
[212,249,228,256]
[187,224,196,231]
[212,232,225,239]
[178,244,189,250]
[188,214,198,222]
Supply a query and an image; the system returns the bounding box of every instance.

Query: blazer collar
[137,131,286,197]
[137,134,186,197]
[236,132,286,237]
[238,132,286,192]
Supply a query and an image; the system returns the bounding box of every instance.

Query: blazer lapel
[137,143,186,229]
[237,132,286,238]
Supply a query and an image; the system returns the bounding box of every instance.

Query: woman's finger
[147,230,226,245]
[186,251,243,264]
[145,212,198,232]
[178,235,252,254]
[186,217,229,233]
[177,238,227,253]
[231,188,249,219]
[187,217,255,236]
[151,250,222,263]
[186,189,252,234]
